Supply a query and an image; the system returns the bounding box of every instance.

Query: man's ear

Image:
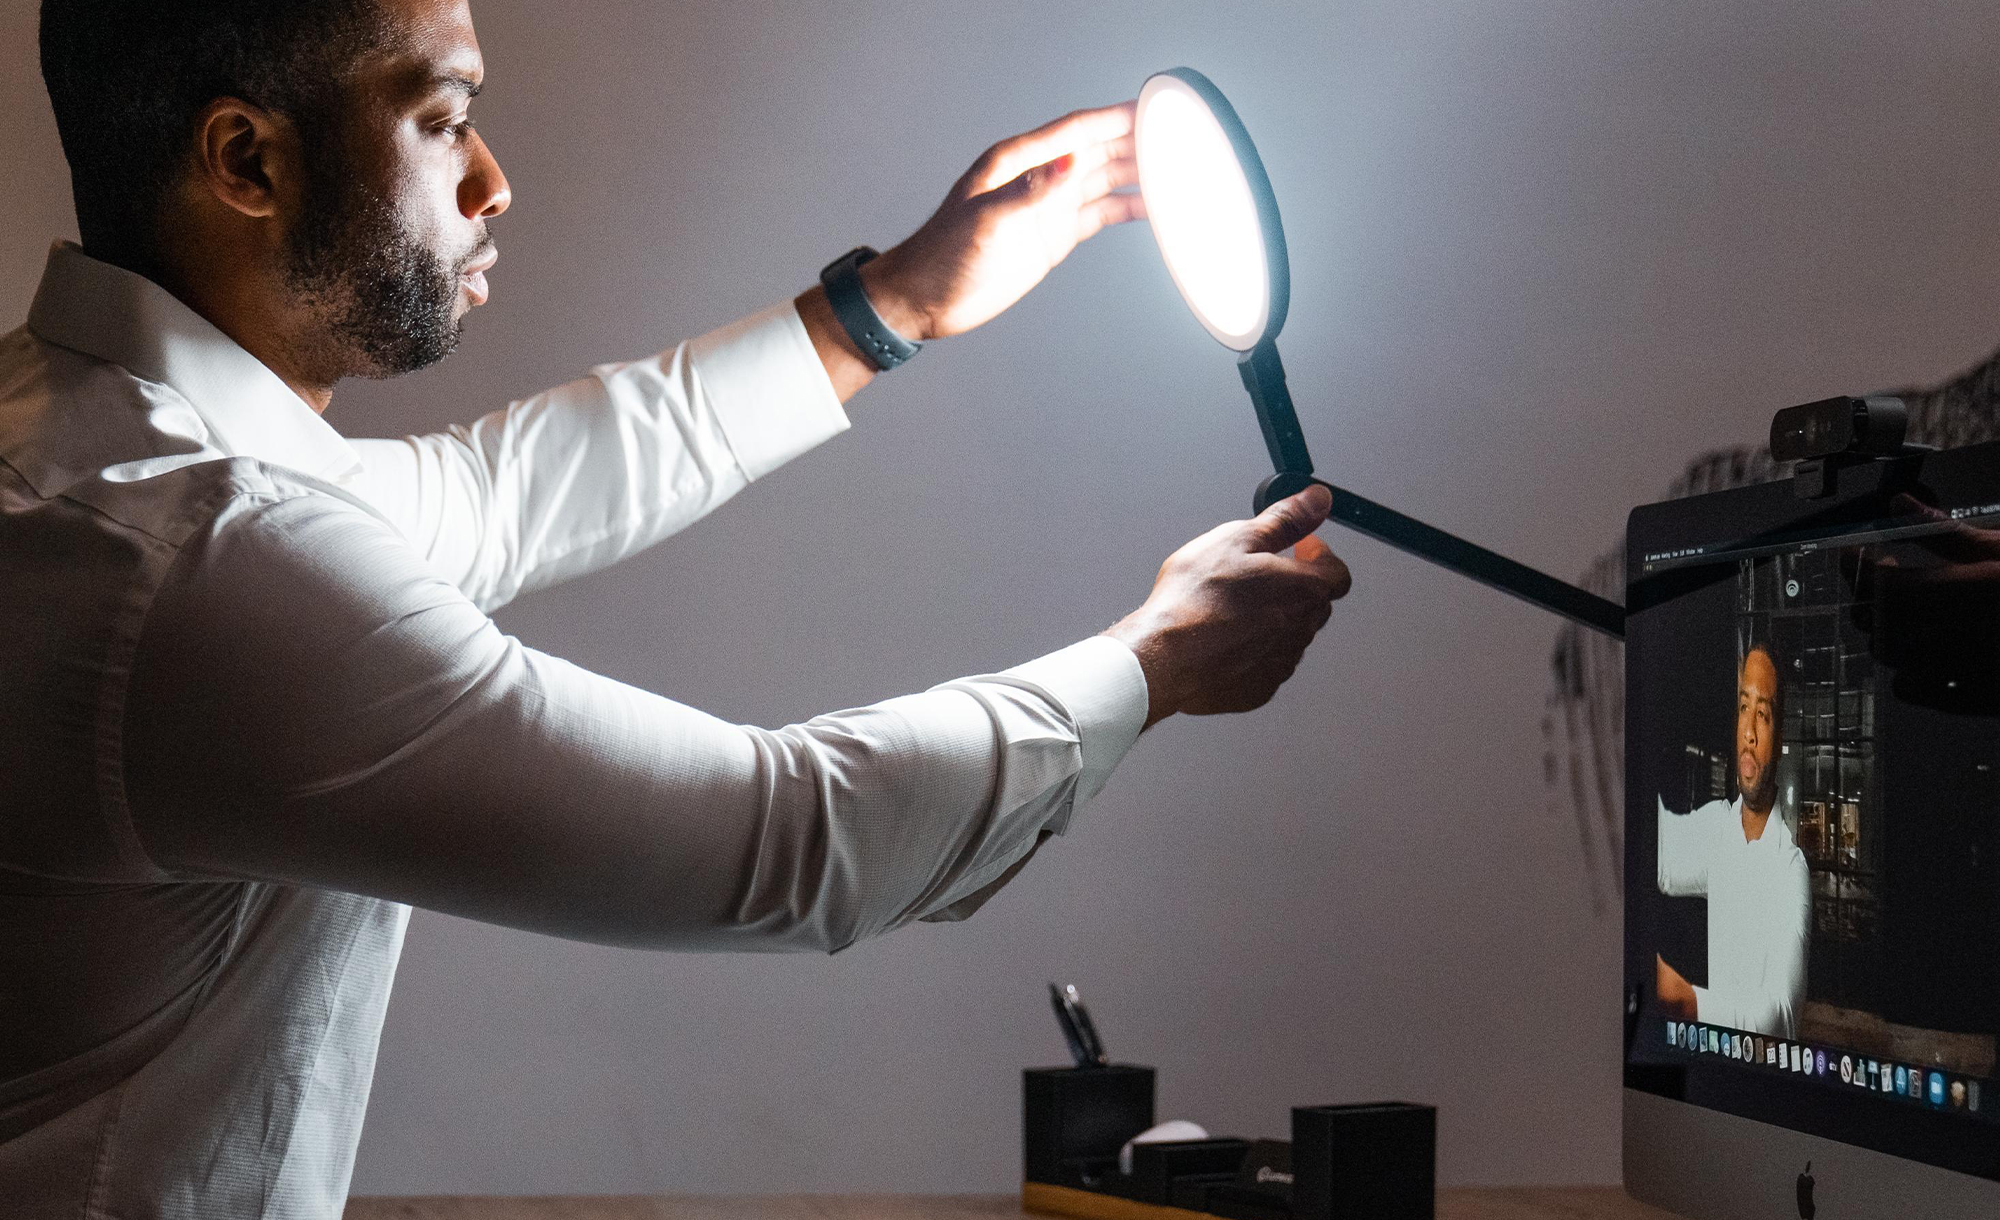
[189,96,300,221]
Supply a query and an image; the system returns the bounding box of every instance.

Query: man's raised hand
[861,101,1144,343]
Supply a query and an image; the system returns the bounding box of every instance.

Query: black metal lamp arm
[1237,339,1626,640]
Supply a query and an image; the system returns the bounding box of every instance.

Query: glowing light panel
[1136,75,1270,351]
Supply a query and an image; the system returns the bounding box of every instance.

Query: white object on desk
[1118,1120,1211,1176]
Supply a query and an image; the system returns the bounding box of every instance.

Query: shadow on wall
[1546,340,2000,916]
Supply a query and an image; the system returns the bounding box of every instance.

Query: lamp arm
[1254,471,1626,639]
[1232,339,1624,638]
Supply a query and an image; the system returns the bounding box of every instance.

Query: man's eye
[441,117,476,141]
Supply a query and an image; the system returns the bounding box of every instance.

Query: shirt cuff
[1004,634,1150,835]
[687,299,850,482]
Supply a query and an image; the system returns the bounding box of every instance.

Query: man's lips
[460,249,498,306]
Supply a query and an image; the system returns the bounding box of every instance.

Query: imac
[1624,440,2000,1217]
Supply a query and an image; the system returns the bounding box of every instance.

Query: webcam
[1770,395,1928,498]
[1769,395,1909,464]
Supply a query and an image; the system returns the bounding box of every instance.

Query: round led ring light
[1134,68,1290,352]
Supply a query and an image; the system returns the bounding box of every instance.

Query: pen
[1066,984,1109,1065]
[1049,982,1109,1067]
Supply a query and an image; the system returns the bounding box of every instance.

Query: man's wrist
[1102,612,1181,730]
[855,247,934,344]
[795,285,878,404]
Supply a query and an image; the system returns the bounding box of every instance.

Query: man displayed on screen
[1654,641,1811,1038]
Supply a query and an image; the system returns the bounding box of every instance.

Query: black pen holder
[1023,1064,1156,1190]
[1292,1101,1435,1220]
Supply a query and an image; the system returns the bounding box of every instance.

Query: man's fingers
[1293,533,1352,600]
[969,101,1137,194]
[1075,192,1145,244]
[985,147,1137,225]
[1243,483,1333,554]
[975,102,1136,192]
[988,151,1079,211]
[1077,155,1139,206]
[992,147,1140,241]
[1062,135,1127,180]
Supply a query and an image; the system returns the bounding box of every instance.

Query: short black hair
[39,0,386,265]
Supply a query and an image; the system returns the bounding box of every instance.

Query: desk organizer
[1021,1064,1434,1220]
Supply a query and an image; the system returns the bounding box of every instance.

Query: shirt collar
[24,241,364,486]
[1730,795,1793,851]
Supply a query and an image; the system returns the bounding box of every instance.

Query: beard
[282,139,490,382]
[1741,755,1778,812]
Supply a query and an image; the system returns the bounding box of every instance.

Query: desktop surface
[344,1187,1680,1220]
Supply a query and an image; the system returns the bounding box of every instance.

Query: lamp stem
[1237,340,1316,476]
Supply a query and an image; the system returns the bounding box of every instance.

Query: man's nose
[460,129,512,220]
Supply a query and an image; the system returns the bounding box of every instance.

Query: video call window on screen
[1639,527,2000,1119]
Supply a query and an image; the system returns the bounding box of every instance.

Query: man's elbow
[718,857,898,957]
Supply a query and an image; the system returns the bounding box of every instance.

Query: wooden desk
[346,1188,1683,1219]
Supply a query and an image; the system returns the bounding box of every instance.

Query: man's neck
[1740,798,1774,843]
[99,238,338,415]
[174,277,337,414]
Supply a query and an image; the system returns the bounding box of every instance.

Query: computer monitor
[1624,442,2000,1219]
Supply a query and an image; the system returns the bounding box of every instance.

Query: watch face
[822,246,878,278]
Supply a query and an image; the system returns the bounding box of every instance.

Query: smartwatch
[819,246,922,372]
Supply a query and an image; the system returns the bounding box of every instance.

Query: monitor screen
[1625,445,2000,1182]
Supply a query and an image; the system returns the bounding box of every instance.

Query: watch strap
[819,246,922,372]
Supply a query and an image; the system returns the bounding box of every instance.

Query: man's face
[283,0,509,380]
[1736,647,1779,810]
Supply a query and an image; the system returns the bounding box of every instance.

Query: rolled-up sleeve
[345,300,847,612]
[120,493,1149,953]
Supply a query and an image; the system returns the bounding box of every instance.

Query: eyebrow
[429,71,483,100]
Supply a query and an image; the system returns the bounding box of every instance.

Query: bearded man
[1655,641,1812,1038]
[0,1,1353,1215]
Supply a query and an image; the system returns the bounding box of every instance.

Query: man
[1655,642,1811,1038]
[1,1,1350,1215]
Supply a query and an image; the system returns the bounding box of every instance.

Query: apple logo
[1796,1161,1816,1219]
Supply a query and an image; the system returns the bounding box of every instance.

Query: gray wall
[8,0,2000,1195]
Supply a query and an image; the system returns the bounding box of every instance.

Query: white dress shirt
[0,242,1149,1219]
[1657,795,1812,1037]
